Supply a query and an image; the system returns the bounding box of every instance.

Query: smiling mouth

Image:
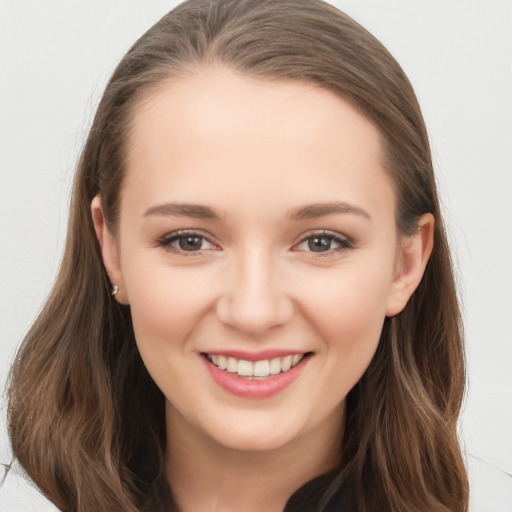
[203,353,311,380]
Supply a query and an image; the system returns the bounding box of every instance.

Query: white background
[0,1,511,510]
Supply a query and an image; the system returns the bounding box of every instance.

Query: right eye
[157,231,219,256]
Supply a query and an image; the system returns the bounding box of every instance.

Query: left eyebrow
[142,202,223,220]
[288,201,372,221]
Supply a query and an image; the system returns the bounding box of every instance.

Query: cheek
[304,265,391,333]
[123,262,218,407]
[298,264,392,376]
[122,256,215,353]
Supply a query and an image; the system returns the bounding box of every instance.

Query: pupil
[179,236,203,251]
[308,236,331,252]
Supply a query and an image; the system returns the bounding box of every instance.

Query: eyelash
[293,230,354,257]
[156,230,219,256]
[156,230,354,257]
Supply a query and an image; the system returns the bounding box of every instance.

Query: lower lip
[202,355,310,399]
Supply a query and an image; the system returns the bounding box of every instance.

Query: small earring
[111,285,119,296]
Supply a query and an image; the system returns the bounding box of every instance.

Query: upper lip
[200,350,309,362]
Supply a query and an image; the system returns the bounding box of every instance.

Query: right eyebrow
[142,202,223,220]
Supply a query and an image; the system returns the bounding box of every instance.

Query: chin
[216,432,293,453]
[206,416,304,453]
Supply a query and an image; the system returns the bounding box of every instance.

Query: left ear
[385,213,435,317]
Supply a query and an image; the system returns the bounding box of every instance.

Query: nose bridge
[216,245,293,334]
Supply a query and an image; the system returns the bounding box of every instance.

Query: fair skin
[92,67,433,512]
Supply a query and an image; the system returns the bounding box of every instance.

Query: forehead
[122,67,394,221]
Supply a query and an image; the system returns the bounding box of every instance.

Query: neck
[165,404,344,512]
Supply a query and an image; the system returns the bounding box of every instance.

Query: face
[94,67,431,454]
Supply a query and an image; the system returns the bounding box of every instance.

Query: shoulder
[0,460,60,512]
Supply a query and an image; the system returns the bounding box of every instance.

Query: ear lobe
[91,195,129,305]
[385,213,435,317]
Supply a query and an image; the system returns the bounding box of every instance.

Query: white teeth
[217,355,227,370]
[237,360,253,376]
[292,354,302,366]
[207,353,305,378]
[281,355,292,372]
[253,360,270,377]
[226,357,238,373]
[269,357,282,375]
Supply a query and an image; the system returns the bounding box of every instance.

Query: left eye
[295,232,351,254]
[158,232,217,253]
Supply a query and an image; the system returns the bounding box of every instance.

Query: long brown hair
[8,1,468,510]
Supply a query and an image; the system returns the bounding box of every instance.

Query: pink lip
[202,349,307,362]
[201,353,310,399]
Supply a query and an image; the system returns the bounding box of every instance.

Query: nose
[216,249,294,335]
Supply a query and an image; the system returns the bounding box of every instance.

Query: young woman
[6,0,469,510]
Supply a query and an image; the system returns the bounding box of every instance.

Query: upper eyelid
[291,230,354,254]
[295,229,352,244]
[160,229,216,242]
[156,229,221,252]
